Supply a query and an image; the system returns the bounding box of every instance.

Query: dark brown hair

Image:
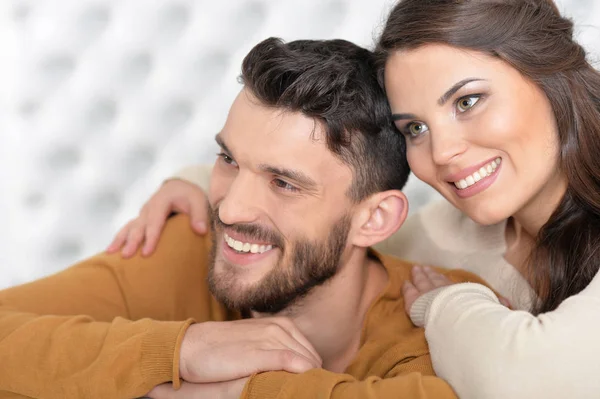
[376,0,600,313]
[240,37,410,202]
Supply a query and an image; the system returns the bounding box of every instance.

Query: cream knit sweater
[177,165,600,399]
[389,198,600,399]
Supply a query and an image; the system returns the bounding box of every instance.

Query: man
[0,38,483,399]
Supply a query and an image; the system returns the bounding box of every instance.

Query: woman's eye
[273,179,298,192]
[406,122,429,138]
[456,95,481,113]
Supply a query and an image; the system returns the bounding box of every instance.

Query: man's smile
[224,232,274,254]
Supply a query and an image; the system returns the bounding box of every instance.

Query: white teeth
[234,241,243,251]
[224,233,274,254]
[453,158,502,190]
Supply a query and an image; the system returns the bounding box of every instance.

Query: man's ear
[350,190,408,248]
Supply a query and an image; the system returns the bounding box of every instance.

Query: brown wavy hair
[241,37,410,202]
[375,0,600,313]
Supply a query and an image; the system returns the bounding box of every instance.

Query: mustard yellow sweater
[0,215,485,398]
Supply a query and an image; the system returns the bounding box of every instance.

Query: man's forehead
[223,94,324,153]
[216,124,350,191]
[215,131,326,179]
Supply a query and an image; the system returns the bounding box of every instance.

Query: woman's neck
[512,172,568,239]
[504,171,568,274]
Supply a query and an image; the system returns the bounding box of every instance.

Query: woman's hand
[106,179,209,258]
[402,265,454,315]
[402,265,511,317]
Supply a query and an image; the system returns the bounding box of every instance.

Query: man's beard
[207,205,351,314]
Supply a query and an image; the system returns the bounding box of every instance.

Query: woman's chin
[460,204,510,226]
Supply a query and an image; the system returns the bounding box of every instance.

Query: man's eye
[216,152,237,166]
[405,122,429,138]
[456,95,481,113]
[272,179,298,192]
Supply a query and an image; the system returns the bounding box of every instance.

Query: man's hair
[240,37,409,202]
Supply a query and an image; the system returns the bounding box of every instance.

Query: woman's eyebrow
[438,78,486,105]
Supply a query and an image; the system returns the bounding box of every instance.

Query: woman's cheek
[406,146,433,184]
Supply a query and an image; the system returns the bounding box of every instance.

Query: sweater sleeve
[416,273,600,399]
[171,164,213,192]
[0,215,214,399]
[241,360,457,399]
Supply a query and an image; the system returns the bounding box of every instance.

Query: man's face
[207,88,356,314]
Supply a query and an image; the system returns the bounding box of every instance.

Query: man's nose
[218,173,264,226]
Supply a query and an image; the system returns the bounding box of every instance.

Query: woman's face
[385,43,564,225]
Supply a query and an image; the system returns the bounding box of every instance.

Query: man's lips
[223,232,274,254]
[221,235,278,266]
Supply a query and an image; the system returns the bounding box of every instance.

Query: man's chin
[211,246,280,291]
[208,267,279,313]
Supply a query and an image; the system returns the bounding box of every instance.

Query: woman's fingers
[422,265,453,288]
[403,265,455,317]
[142,203,172,256]
[411,265,435,292]
[106,220,133,253]
[402,280,421,315]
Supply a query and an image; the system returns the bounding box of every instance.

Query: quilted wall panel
[1,0,599,289]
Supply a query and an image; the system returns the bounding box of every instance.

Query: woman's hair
[375,0,600,313]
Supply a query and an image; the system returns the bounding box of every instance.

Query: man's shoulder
[89,213,213,296]
[375,252,414,281]
[162,213,212,247]
[376,251,489,287]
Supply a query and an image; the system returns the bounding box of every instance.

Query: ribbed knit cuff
[410,283,501,328]
[409,287,448,327]
[140,319,195,390]
[241,372,289,399]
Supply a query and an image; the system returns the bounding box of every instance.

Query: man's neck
[253,248,389,372]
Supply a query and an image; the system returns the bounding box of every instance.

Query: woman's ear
[350,190,408,248]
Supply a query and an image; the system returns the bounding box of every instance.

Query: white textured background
[1,0,598,289]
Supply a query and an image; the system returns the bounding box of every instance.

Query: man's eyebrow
[215,134,234,157]
[259,164,318,189]
[438,78,485,106]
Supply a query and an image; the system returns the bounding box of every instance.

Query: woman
[372,0,600,398]
[107,1,600,397]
